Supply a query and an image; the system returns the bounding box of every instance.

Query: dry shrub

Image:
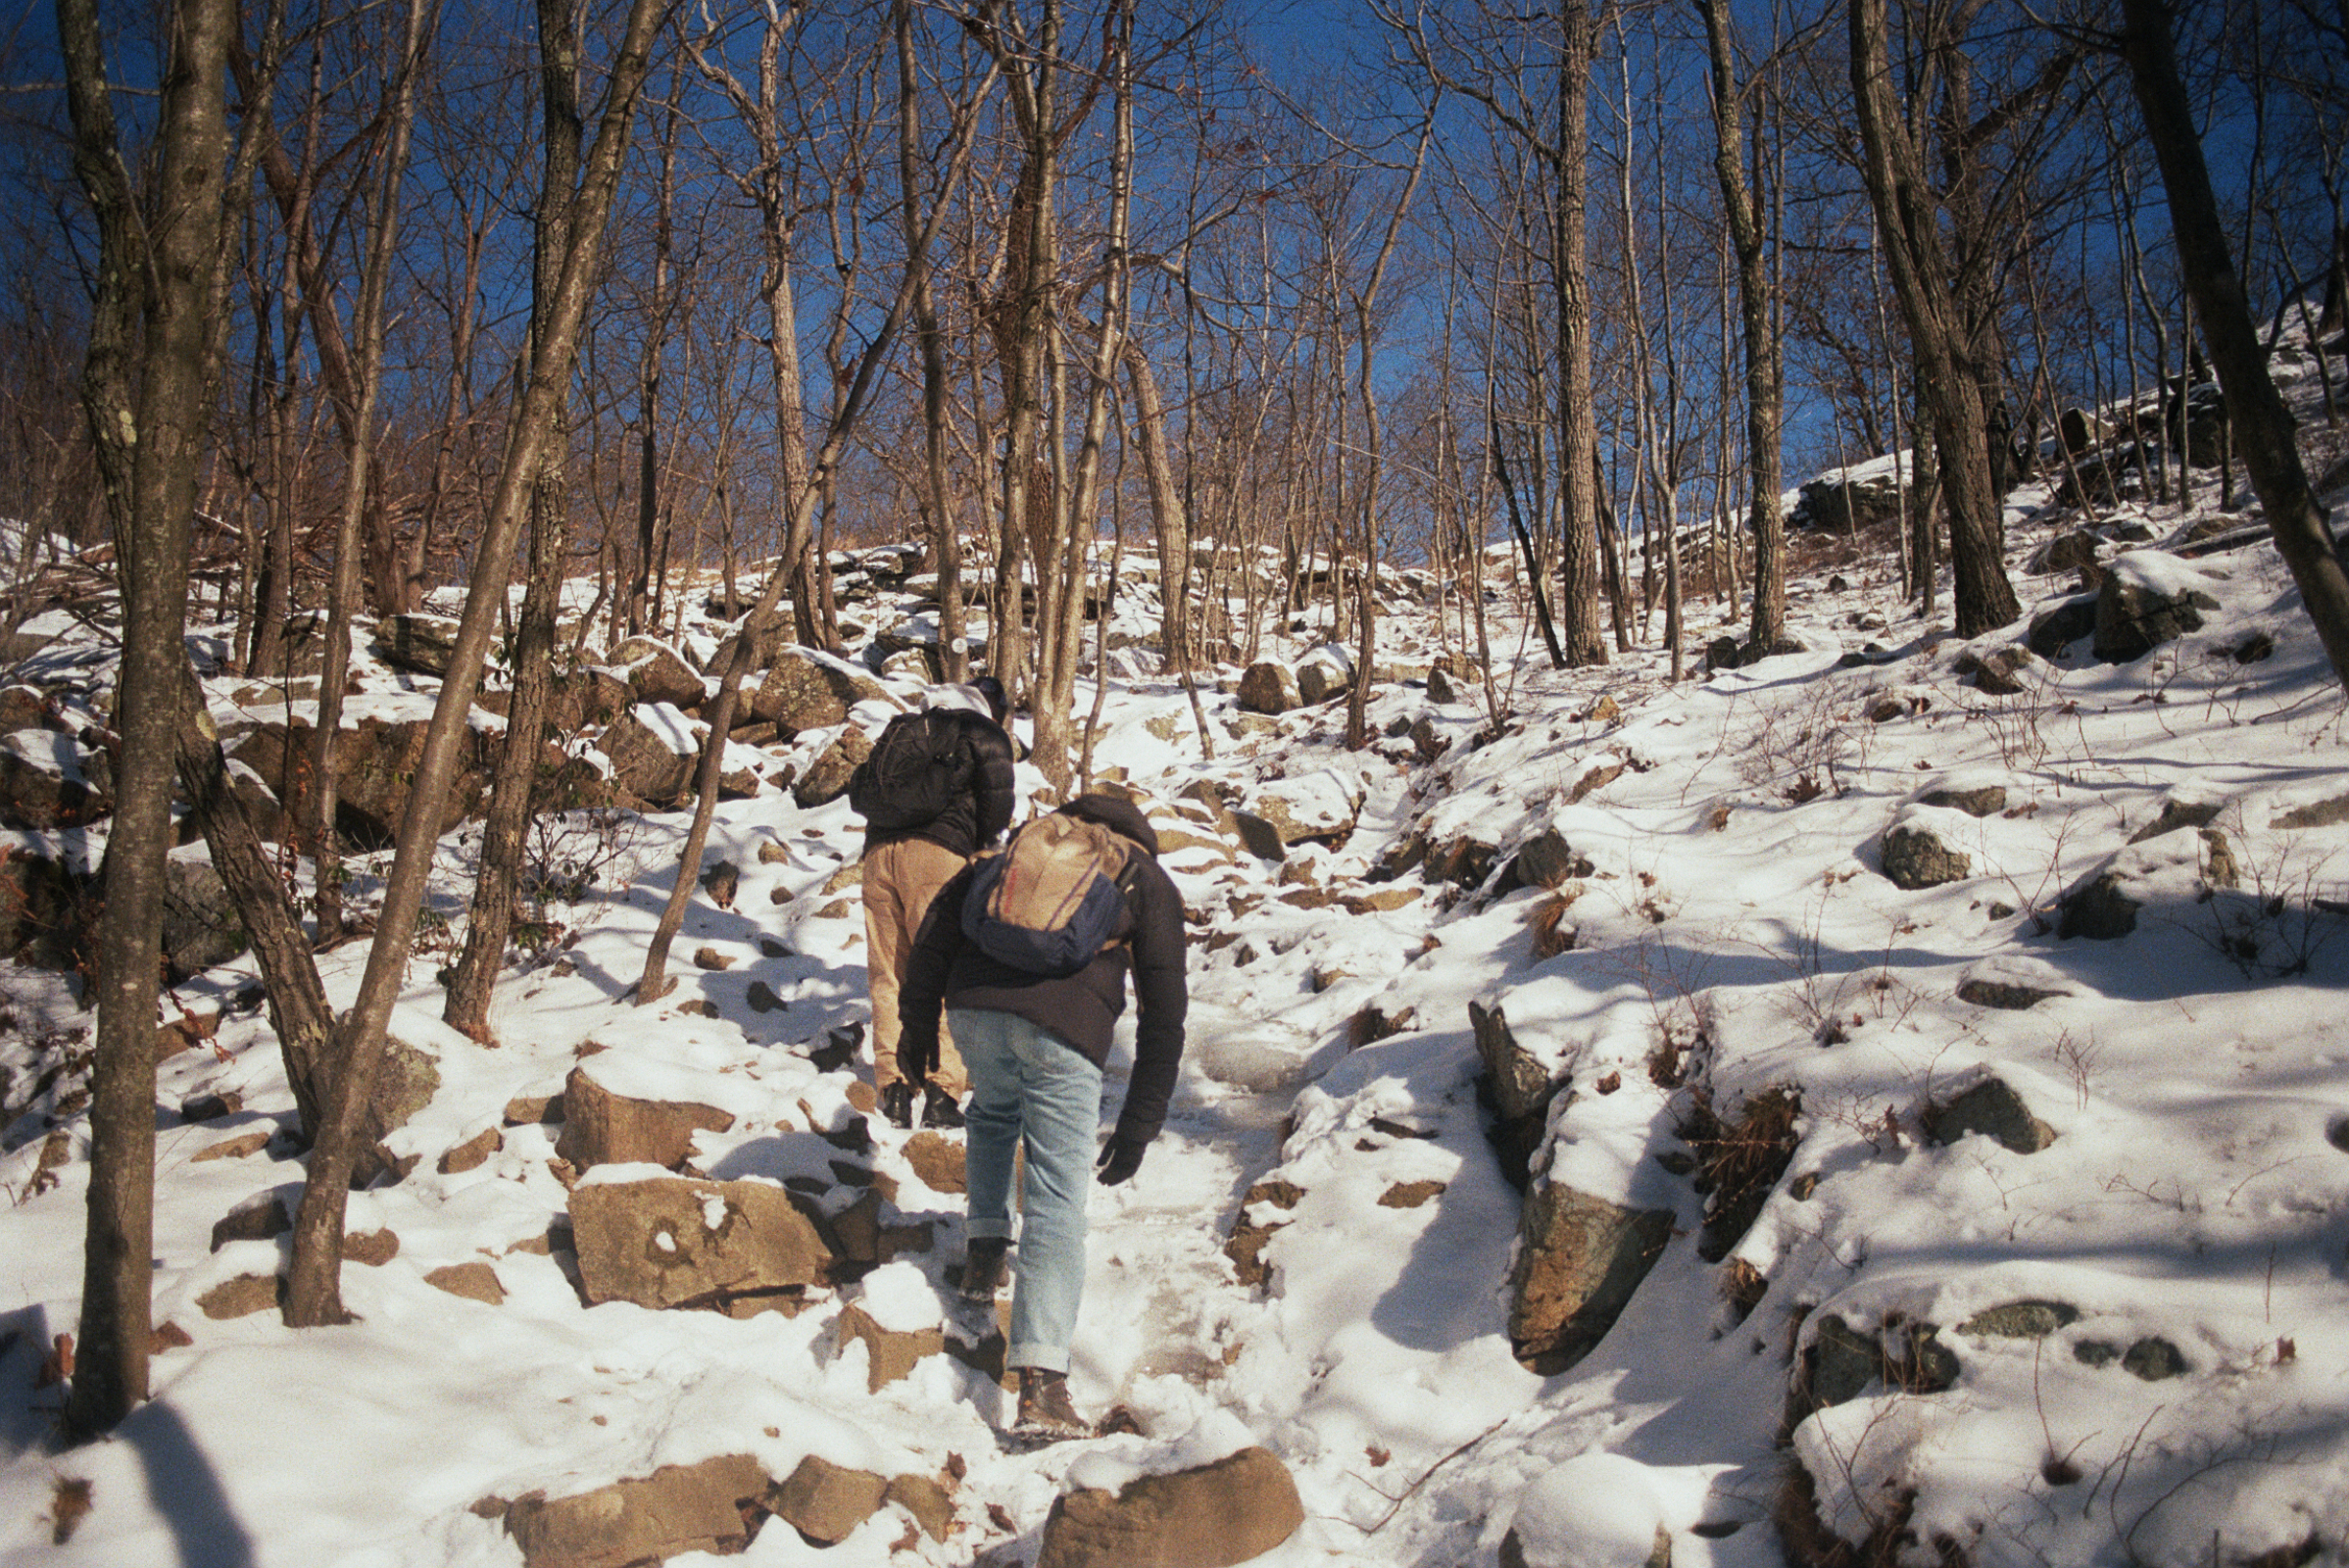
[1529,893,1580,959]
[50,1477,92,1545]
[1724,1256,1769,1325]
[1683,1085,1802,1261]
[1774,1463,1940,1568]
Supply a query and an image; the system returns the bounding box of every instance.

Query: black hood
[1060,793,1159,857]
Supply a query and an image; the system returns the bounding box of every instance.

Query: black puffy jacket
[898,793,1189,1145]
[858,706,1015,859]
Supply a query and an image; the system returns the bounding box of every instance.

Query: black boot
[879,1081,914,1130]
[921,1084,965,1129]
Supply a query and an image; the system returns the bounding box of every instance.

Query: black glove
[896,1038,930,1090]
[1096,1131,1148,1187]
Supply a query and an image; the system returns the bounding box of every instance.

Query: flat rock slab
[1037,1446,1303,1568]
[555,1063,734,1172]
[504,1453,769,1568]
[570,1175,831,1310]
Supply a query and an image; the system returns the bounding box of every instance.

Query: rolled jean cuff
[1006,1342,1069,1374]
[966,1218,1013,1242]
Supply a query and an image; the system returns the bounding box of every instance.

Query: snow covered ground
[2,391,2348,1566]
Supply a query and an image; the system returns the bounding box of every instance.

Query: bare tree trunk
[59,0,240,1437]
[2122,0,2349,693]
[1848,0,2021,637]
[445,0,594,1041]
[284,0,665,1328]
[312,0,430,939]
[1701,0,1787,650]
[1554,0,1609,664]
[897,0,966,681]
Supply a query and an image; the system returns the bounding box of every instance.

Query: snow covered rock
[0,728,110,829]
[791,725,871,809]
[2057,828,2231,940]
[1878,810,1973,890]
[746,647,887,733]
[374,612,462,677]
[1500,1452,1672,1568]
[773,1455,890,1545]
[2091,550,2222,662]
[1509,1182,1675,1374]
[1925,1073,2056,1154]
[1503,827,1594,892]
[1236,661,1299,714]
[1296,642,1355,706]
[161,854,244,980]
[1035,1446,1302,1568]
[595,708,697,808]
[2025,593,2097,659]
[834,1263,945,1390]
[1245,766,1362,845]
[0,843,83,968]
[568,1172,830,1311]
[554,1063,734,1172]
[501,1452,773,1568]
[612,636,706,710]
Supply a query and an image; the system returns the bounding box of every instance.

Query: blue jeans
[952,1007,1102,1374]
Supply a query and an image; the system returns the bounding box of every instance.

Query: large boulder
[1295,643,1355,706]
[594,709,698,808]
[1789,462,1908,532]
[2091,552,2221,663]
[1509,1183,1674,1374]
[568,1174,831,1311]
[792,726,872,810]
[0,845,87,969]
[745,648,886,734]
[227,714,495,848]
[1501,1453,1672,1568]
[374,613,464,677]
[503,1453,772,1568]
[0,729,111,830]
[161,855,246,980]
[612,638,707,711]
[555,1063,735,1172]
[1036,1447,1303,1568]
[1235,662,1299,715]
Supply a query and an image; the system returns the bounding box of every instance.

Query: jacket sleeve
[967,717,1017,848]
[897,862,975,1073]
[1111,858,1188,1146]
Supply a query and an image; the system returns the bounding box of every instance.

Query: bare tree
[1848,0,2022,637]
[57,0,248,1436]
[285,0,669,1328]
[2118,0,2349,694]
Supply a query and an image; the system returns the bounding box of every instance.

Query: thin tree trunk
[1701,0,1786,650]
[59,0,240,1437]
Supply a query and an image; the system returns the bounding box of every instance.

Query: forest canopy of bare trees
[6,0,2342,691]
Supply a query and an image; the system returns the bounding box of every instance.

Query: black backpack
[849,710,967,831]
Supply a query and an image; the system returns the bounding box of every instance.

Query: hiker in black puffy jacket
[896,792,1187,1440]
[855,679,1016,1130]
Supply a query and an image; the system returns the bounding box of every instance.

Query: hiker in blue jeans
[896,794,1188,1440]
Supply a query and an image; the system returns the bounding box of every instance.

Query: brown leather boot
[1013,1368,1087,1441]
[959,1238,1008,1301]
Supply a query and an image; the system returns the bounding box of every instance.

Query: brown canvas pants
[863,835,969,1096]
